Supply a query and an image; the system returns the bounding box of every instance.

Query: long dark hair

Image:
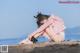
[34,13,50,27]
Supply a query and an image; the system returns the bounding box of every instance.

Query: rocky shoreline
[3,41,80,53]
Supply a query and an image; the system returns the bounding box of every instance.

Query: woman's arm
[28,31,44,40]
[27,16,54,40]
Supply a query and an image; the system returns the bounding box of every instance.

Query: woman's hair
[34,13,50,27]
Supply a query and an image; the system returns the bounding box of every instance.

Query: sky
[0,0,80,39]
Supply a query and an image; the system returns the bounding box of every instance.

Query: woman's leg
[33,31,44,38]
[45,26,65,42]
[42,32,51,41]
[20,31,44,44]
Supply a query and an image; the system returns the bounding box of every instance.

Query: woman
[20,13,66,44]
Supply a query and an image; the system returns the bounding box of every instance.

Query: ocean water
[0,36,49,45]
[0,26,80,45]
[0,38,22,45]
[0,35,27,45]
[0,34,80,45]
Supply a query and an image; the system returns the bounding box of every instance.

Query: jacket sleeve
[28,15,54,37]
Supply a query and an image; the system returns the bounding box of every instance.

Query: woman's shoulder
[48,15,62,21]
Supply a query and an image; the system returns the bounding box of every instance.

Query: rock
[8,41,80,53]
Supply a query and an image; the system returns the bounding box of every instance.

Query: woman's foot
[19,39,33,45]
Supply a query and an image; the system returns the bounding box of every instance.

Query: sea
[0,36,49,45]
[0,31,80,45]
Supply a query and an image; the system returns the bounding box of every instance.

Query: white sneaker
[19,39,33,44]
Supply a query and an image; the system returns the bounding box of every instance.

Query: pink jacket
[28,15,66,37]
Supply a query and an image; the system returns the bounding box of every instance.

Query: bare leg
[20,30,48,44]
[28,31,44,40]
[34,31,44,38]
[45,26,65,42]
